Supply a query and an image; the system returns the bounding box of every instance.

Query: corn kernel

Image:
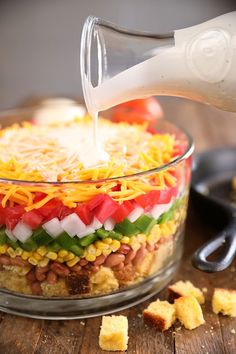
[110,240,120,252]
[38,258,49,267]
[129,241,141,252]
[37,246,48,257]
[0,244,8,254]
[33,252,43,261]
[102,248,112,256]
[85,254,96,262]
[121,236,130,244]
[103,238,113,245]
[15,247,23,256]
[94,241,108,251]
[7,247,16,258]
[64,252,75,262]
[21,251,32,260]
[28,257,38,266]
[66,256,80,267]
[136,234,147,243]
[95,249,102,257]
[56,257,65,263]
[46,251,57,260]
[87,244,98,254]
[58,249,68,258]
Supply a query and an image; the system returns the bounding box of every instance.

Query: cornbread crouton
[90,267,119,294]
[175,295,205,330]
[143,299,176,331]
[168,280,205,304]
[99,315,128,351]
[212,288,236,317]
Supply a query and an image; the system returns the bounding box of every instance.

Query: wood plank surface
[0,98,236,354]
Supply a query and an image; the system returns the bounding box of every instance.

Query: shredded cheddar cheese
[0,117,182,209]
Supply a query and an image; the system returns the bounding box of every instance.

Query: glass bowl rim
[0,107,194,186]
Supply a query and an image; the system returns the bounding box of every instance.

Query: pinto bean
[79,259,88,266]
[118,244,131,255]
[93,254,106,266]
[71,264,82,273]
[154,243,159,250]
[124,249,137,264]
[104,253,125,268]
[35,265,50,282]
[51,262,70,277]
[10,256,30,267]
[90,265,100,273]
[0,255,11,265]
[132,245,147,266]
[146,243,155,252]
[26,270,36,283]
[112,262,125,271]
[31,282,42,295]
[47,270,58,284]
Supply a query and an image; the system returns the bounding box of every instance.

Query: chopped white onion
[61,213,86,237]
[42,217,63,238]
[104,217,115,231]
[5,228,17,241]
[89,217,102,230]
[12,222,32,243]
[127,207,144,223]
[77,227,95,238]
[149,202,172,219]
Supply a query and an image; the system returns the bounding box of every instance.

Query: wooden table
[0,99,235,354]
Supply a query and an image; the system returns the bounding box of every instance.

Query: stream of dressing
[81,12,236,167]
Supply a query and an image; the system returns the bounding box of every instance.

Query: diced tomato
[21,210,43,229]
[75,204,93,225]
[0,204,5,225]
[37,199,61,218]
[135,188,178,210]
[112,200,134,223]
[94,195,119,223]
[57,205,73,220]
[158,188,176,204]
[5,205,25,230]
[135,190,161,211]
[111,184,121,192]
[33,192,47,203]
[87,194,106,211]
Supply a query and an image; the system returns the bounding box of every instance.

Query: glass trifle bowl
[0,107,193,319]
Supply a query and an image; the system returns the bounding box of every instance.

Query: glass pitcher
[80,12,236,116]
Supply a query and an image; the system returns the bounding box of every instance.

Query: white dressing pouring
[80,12,236,167]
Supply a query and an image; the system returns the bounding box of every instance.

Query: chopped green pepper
[115,218,139,236]
[96,229,109,239]
[47,241,61,252]
[134,215,156,234]
[6,237,19,250]
[19,238,38,251]
[70,244,84,257]
[78,233,97,247]
[56,232,77,250]
[108,230,123,240]
[32,227,53,246]
[157,210,173,224]
[0,228,7,245]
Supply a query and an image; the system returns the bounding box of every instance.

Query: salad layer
[0,197,187,296]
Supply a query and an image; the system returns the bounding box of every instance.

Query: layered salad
[0,115,191,297]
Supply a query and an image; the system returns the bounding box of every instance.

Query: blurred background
[0,0,235,110]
